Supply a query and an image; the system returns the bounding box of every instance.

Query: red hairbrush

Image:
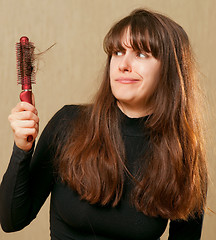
[16,36,36,141]
[16,36,35,103]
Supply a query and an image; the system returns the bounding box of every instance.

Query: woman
[0,8,208,240]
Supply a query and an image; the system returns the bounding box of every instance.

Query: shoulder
[47,104,92,132]
[41,104,84,137]
[48,104,84,126]
[40,105,86,147]
[53,104,82,119]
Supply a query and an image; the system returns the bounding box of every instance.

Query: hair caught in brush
[32,42,56,74]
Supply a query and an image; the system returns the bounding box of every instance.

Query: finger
[9,112,39,125]
[11,102,37,114]
[14,127,38,139]
[32,93,35,107]
[35,122,39,133]
[11,119,38,129]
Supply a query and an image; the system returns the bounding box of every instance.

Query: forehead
[104,17,162,59]
[114,26,151,54]
[120,28,133,48]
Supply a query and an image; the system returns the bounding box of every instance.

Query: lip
[115,78,140,84]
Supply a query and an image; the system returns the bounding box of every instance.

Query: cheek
[109,58,117,79]
[146,70,160,96]
[109,59,117,95]
[138,64,161,96]
[110,79,118,98]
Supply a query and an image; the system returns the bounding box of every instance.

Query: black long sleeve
[0,106,66,232]
[0,105,204,239]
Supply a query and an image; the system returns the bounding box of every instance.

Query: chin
[113,92,136,102]
[116,98,136,106]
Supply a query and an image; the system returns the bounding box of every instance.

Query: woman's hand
[8,100,39,152]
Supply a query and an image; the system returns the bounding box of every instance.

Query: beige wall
[0,0,215,239]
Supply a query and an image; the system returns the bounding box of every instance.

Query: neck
[117,101,152,118]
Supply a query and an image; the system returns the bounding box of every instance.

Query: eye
[137,52,147,58]
[113,51,124,56]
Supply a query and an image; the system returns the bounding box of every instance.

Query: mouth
[115,78,140,84]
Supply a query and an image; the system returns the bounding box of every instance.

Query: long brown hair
[54,9,208,220]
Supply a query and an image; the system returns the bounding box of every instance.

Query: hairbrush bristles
[16,36,36,87]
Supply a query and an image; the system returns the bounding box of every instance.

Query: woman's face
[110,29,161,117]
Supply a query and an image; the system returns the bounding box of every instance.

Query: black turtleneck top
[0,105,203,240]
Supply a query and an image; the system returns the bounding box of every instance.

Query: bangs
[104,12,163,59]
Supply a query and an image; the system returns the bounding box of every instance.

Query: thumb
[32,93,35,106]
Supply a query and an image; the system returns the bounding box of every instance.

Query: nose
[118,54,132,72]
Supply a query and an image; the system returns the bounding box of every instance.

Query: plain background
[0,0,215,239]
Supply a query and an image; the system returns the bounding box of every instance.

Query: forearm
[0,143,34,232]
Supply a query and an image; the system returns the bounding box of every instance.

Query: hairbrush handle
[20,90,32,104]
